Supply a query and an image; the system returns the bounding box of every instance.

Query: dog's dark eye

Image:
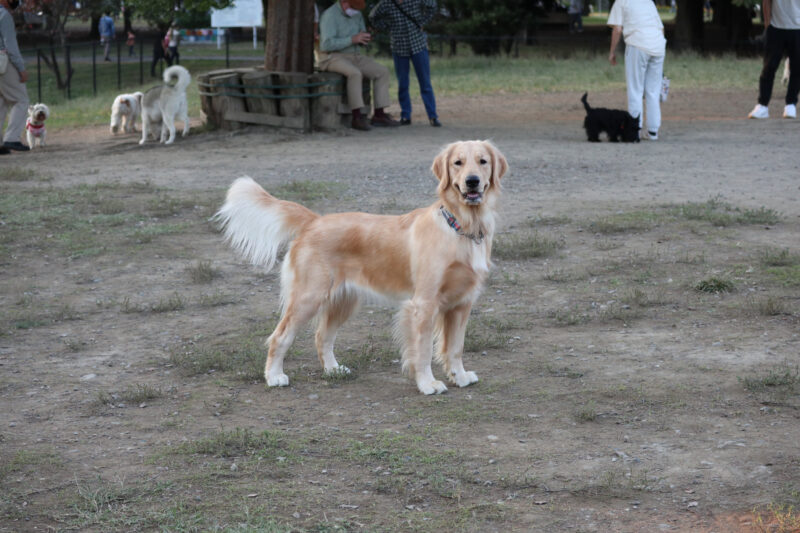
[453,160,462,167]
[479,158,487,165]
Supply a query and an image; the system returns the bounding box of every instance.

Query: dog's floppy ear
[431,142,455,189]
[485,141,508,185]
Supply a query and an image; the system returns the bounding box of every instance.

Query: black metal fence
[21,37,260,105]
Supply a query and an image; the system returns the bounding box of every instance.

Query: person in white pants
[0,0,30,154]
[607,0,667,141]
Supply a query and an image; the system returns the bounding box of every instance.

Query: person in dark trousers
[99,11,115,61]
[151,36,168,77]
[748,0,800,119]
[369,0,441,127]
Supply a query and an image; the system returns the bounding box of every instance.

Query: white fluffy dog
[110,92,143,134]
[26,103,50,149]
[140,65,191,145]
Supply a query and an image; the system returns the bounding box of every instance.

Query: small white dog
[110,92,143,134]
[26,103,50,149]
[140,65,191,145]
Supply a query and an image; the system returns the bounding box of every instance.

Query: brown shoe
[370,114,400,127]
[352,116,372,131]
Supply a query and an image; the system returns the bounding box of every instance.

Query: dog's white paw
[266,373,289,387]
[138,139,146,145]
[450,370,479,387]
[324,364,351,377]
[418,379,448,395]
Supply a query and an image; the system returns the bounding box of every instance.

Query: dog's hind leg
[179,100,190,137]
[315,288,359,377]
[139,118,149,145]
[437,303,479,388]
[265,294,321,387]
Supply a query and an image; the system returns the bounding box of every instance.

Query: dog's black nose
[465,175,480,189]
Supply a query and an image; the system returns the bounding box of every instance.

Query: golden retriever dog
[215,140,508,394]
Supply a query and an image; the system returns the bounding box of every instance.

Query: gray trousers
[0,64,29,144]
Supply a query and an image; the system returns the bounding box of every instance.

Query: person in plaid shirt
[370,0,441,127]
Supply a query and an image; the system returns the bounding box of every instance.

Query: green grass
[493,231,565,260]
[170,428,296,460]
[695,276,735,293]
[739,366,800,393]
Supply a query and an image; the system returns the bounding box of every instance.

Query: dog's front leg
[139,119,148,145]
[401,299,447,395]
[439,303,479,388]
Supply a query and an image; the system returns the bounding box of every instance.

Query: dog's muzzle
[461,175,483,204]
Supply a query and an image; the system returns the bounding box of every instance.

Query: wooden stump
[309,72,345,131]
[209,72,247,130]
[241,70,278,115]
[275,72,311,132]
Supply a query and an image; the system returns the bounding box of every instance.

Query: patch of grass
[96,383,166,407]
[463,328,511,352]
[589,210,661,234]
[324,335,396,383]
[574,401,598,422]
[0,167,40,182]
[493,231,564,260]
[171,428,297,461]
[0,449,61,479]
[761,248,800,267]
[150,292,186,313]
[186,260,220,283]
[739,366,800,393]
[695,276,735,293]
[752,503,800,533]
[746,296,791,317]
[668,197,781,226]
[766,265,800,287]
[129,223,188,244]
[170,332,268,381]
[197,291,237,308]
[527,214,571,226]
[272,181,346,203]
[549,306,591,327]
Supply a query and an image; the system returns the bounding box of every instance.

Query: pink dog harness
[26,119,46,138]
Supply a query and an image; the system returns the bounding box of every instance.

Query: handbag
[0,51,8,75]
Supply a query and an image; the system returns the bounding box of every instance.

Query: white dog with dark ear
[26,103,50,149]
[139,65,191,145]
[110,92,143,134]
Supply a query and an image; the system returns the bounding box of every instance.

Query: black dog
[581,92,640,143]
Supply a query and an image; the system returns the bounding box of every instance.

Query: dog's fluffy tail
[581,92,591,113]
[163,65,191,92]
[215,177,319,272]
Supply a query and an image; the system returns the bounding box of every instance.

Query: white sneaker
[783,104,796,118]
[748,104,769,119]
[647,130,658,141]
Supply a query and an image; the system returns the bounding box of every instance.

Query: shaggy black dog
[581,92,640,143]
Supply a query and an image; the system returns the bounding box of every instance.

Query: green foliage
[125,0,232,30]
[441,0,539,55]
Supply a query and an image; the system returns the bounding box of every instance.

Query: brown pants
[318,52,391,111]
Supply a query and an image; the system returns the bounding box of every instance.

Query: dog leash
[440,206,484,244]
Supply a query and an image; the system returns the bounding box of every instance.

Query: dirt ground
[1,89,799,532]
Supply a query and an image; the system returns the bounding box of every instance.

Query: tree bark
[673,0,704,51]
[264,0,315,73]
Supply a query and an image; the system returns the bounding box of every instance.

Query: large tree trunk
[673,0,704,51]
[264,0,315,73]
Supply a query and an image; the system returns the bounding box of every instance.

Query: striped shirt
[369,0,436,57]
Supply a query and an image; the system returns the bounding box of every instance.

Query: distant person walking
[0,0,31,153]
[568,0,584,34]
[369,0,441,127]
[126,30,136,57]
[607,0,667,140]
[151,35,168,77]
[165,23,180,65]
[747,0,800,119]
[99,11,115,61]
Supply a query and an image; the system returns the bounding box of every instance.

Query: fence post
[36,49,41,103]
[66,45,71,99]
[225,31,230,68]
[139,38,144,85]
[92,41,97,96]
[117,40,121,89]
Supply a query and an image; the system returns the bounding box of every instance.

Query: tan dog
[216,141,508,394]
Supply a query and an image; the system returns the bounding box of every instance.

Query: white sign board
[211,0,264,28]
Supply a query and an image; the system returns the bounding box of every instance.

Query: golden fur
[216,140,508,394]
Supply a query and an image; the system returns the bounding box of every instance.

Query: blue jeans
[393,49,437,121]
